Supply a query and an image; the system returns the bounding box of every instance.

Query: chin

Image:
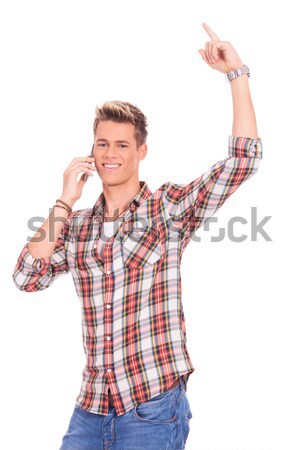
[101,177,125,186]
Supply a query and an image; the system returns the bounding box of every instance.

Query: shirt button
[106,270,111,275]
[107,368,112,373]
[106,336,111,341]
[106,304,111,309]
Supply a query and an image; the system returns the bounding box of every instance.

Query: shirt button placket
[103,238,114,388]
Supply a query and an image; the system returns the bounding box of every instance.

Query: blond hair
[93,100,148,148]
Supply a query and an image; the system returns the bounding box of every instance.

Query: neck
[102,177,141,221]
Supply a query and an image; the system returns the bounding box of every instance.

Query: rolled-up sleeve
[161,135,263,244]
[12,226,70,292]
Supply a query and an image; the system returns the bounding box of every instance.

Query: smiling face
[93,120,147,186]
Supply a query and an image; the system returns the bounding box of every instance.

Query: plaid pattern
[12,135,263,416]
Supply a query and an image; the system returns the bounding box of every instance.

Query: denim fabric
[59,377,192,450]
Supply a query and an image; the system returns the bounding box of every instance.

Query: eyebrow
[96,138,131,144]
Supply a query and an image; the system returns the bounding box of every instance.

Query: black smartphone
[81,144,94,181]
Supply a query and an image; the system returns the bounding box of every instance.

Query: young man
[12,23,263,450]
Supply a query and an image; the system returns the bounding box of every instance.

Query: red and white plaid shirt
[12,135,263,416]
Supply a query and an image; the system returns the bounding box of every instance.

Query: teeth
[104,164,120,168]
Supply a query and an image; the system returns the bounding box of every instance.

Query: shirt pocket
[120,224,163,269]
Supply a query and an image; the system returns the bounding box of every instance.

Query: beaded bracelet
[56,198,72,214]
[53,204,71,214]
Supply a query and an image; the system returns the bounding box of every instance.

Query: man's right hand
[60,155,96,206]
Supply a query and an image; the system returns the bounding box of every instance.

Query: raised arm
[199,22,258,139]
[161,23,263,247]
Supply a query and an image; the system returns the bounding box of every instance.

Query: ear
[137,143,147,161]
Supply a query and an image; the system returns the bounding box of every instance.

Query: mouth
[102,163,122,172]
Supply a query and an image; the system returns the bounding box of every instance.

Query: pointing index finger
[203,22,220,41]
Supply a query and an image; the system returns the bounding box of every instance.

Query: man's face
[93,120,147,186]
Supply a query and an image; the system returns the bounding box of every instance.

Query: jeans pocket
[134,390,177,424]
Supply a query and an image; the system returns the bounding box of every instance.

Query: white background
[1,1,299,449]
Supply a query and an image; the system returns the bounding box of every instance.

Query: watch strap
[226,64,250,82]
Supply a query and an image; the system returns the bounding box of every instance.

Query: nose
[104,146,119,158]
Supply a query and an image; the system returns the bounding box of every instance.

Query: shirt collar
[92,181,152,219]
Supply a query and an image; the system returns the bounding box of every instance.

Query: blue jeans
[59,377,193,450]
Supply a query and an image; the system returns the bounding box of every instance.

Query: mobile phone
[81,144,94,181]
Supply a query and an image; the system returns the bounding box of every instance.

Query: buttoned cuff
[228,135,263,158]
[20,243,52,274]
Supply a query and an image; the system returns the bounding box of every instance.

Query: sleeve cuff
[21,243,52,274]
[228,135,263,158]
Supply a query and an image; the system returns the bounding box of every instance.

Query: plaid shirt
[12,135,263,416]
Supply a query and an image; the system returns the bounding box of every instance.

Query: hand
[198,22,244,74]
[60,155,96,205]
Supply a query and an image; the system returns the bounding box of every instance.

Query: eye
[97,144,128,148]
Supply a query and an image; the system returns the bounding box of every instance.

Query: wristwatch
[226,64,250,82]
